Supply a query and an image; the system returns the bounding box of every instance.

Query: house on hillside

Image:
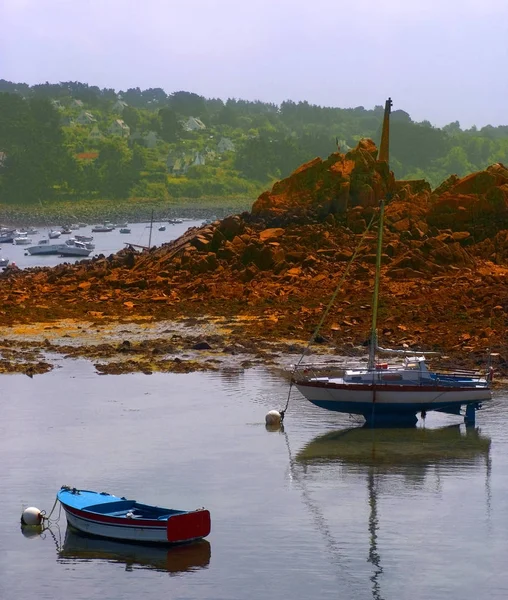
[144,131,159,148]
[108,119,130,137]
[129,129,144,145]
[71,99,84,109]
[76,111,96,125]
[192,151,206,166]
[88,125,104,141]
[182,117,206,131]
[112,99,128,113]
[217,137,235,153]
[167,153,189,175]
[166,154,175,172]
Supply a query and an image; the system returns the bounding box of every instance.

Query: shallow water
[1,361,507,600]
[0,220,202,269]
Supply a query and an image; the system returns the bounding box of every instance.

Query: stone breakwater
[1,139,507,377]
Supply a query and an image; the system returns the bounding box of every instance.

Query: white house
[71,99,84,108]
[108,119,130,137]
[182,117,206,132]
[167,153,189,175]
[192,151,206,166]
[76,111,96,125]
[129,129,144,144]
[88,125,104,141]
[144,131,159,148]
[217,137,235,153]
[112,99,128,113]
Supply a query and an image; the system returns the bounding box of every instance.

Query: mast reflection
[295,424,491,600]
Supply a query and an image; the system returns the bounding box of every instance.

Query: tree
[169,91,207,117]
[95,138,136,198]
[0,94,72,202]
[158,107,180,142]
[442,146,472,176]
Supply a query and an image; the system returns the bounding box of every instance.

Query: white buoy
[21,506,42,526]
[265,410,282,426]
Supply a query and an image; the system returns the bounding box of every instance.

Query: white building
[75,111,96,125]
[108,119,130,137]
[182,117,206,131]
[88,125,104,141]
[144,131,159,148]
[193,151,206,166]
[112,99,128,113]
[217,137,235,153]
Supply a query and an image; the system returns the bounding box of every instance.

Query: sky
[1,0,507,128]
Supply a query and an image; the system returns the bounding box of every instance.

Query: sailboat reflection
[58,527,211,574]
[295,425,491,600]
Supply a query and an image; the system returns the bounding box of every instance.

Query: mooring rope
[281,209,380,419]
[41,496,61,524]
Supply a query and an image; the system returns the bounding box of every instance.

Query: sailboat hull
[295,379,490,421]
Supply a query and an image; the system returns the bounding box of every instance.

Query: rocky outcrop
[0,140,507,367]
[251,139,395,223]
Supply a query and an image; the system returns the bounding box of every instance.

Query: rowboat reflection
[58,527,211,574]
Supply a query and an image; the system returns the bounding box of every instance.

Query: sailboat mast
[148,210,154,248]
[368,98,392,370]
[369,199,385,369]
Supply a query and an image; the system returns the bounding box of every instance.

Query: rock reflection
[57,527,211,575]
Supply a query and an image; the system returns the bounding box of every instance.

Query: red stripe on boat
[297,381,483,393]
[64,505,164,528]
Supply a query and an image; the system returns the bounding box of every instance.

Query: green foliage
[2,80,508,206]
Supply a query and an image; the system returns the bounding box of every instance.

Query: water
[0,220,203,269]
[1,360,507,600]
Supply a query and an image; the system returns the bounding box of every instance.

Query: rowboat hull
[57,488,211,545]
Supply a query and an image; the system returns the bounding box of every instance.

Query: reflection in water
[293,425,491,600]
[57,527,211,575]
[367,469,383,600]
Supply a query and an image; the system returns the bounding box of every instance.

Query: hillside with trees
[1,79,508,207]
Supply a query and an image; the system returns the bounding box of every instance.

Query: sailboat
[293,99,492,426]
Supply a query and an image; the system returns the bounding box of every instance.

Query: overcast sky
[1,0,507,128]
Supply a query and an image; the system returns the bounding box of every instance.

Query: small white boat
[0,256,9,267]
[27,240,66,255]
[66,238,95,250]
[13,236,32,245]
[59,241,92,257]
[92,225,114,233]
[49,230,61,239]
[159,226,166,231]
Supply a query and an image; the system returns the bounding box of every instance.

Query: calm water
[0,220,203,269]
[1,360,507,600]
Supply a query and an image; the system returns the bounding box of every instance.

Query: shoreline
[0,316,504,387]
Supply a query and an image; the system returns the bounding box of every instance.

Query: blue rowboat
[57,486,211,545]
